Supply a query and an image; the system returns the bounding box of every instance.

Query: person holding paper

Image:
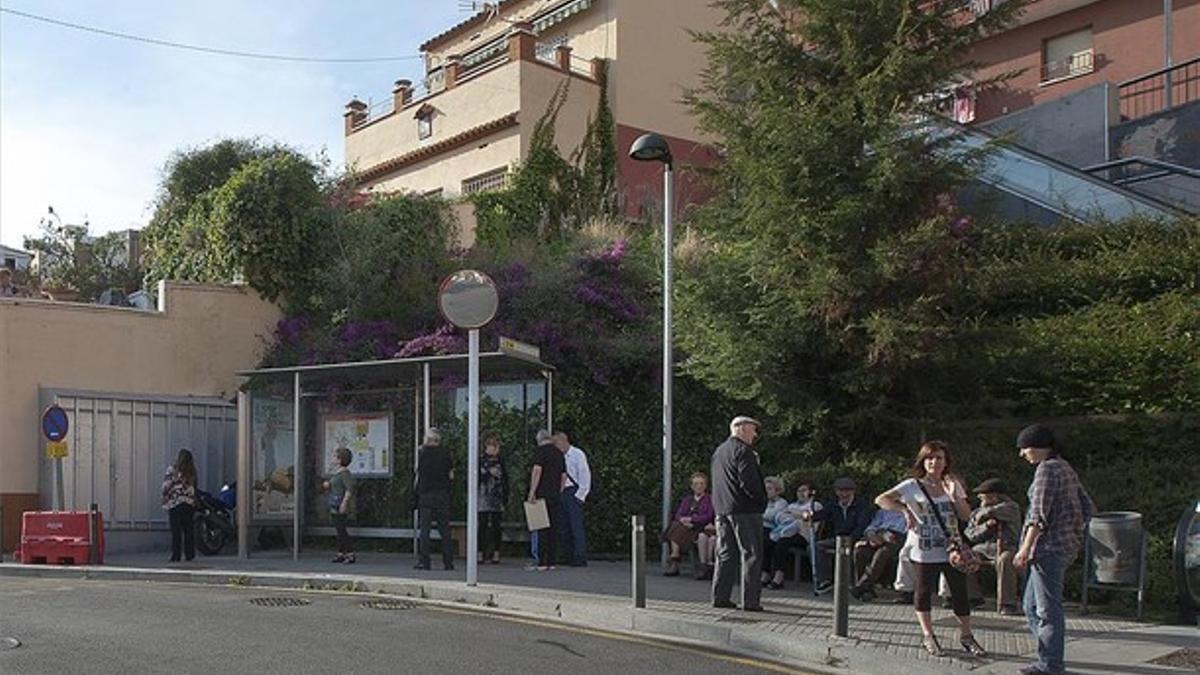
[527,431,566,571]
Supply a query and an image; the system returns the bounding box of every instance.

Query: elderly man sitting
[805,476,873,594]
[849,507,908,601]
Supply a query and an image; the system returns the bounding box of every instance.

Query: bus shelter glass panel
[301,387,417,530]
[249,386,296,521]
[437,380,547,522]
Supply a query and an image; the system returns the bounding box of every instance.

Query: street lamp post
[629,133,674,566]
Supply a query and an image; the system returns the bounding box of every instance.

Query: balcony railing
[461,167,510,195]
[1118,56,1200,122]
[1041,48,1094,83]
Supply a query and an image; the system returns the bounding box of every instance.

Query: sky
[0,1,469,248]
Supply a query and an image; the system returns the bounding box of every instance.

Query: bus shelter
[234,351,554,561]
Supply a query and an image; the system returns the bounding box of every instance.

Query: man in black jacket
[806,476,874,593]
[710,415,768,611]
[415,428,454,571]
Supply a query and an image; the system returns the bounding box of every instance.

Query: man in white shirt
[554,431,591,567]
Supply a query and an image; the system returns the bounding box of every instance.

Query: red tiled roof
[354,113,520,184]
[420,0,537,53]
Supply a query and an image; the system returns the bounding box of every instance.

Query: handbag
[915,480,981,575]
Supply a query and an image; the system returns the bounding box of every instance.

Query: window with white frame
[1042,28,1094,82]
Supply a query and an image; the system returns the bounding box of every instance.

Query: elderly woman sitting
[663,472,716,578]
[759,476,791,589]
[765,482,822,589]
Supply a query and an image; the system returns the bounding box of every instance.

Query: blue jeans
[1023,553,1067,673]
[558,487,587,564]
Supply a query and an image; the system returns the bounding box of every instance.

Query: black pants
[331,513,353,554]
[915,561,970,615]
[770,534,808,576]
[418,501,453,568]
[536,495,561,567]
[169,503,195,561]
[479,511,503,559]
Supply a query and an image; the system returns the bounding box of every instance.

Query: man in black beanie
[1013,424,1094,675]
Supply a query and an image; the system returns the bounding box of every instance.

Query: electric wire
[0,6,423,64]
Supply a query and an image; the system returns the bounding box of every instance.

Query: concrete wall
[1109,99,1200,211]
[970,0,1200,122]
[0,282,281,550]
[611,0,724,143]
[362,127,523,197]
[982,82,1117,167]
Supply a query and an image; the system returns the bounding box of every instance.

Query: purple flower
[396,325,466,358]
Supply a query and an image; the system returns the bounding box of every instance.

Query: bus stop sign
[42,405,69,443]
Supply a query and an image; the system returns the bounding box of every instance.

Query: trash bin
[1088,512,1143,585]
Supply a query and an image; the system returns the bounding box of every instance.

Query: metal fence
[1119,56,1200,121]
[39,389,237,529]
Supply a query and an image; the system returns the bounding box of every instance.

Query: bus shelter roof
[236,351,553,387]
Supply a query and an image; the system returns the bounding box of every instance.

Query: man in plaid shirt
[1014,424,1095,675]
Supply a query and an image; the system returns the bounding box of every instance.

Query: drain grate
[361,599,417,611]
[248,596,312,608]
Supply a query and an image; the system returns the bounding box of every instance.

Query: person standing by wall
[710,416,767,612]
[1014,424,1095,675]
[415,428,454,571]
[323,447,356,564]
[162,448,197,563]
[528,430,565,571]
[478,432,509,564]
[554,430,591,567]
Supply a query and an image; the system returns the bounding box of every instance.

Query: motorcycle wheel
[195,518,226,556]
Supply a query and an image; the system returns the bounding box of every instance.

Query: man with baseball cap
[710,415,767,611]
[1014,423,1094,675]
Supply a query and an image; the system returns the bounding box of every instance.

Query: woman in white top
[875,440,986,658]
[760,476,789,588]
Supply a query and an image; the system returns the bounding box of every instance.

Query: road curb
[0,563,962,674]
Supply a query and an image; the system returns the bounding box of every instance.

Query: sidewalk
[2,551,1195,675]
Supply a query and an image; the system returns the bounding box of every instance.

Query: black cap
[1016,423,1055,450]
[973,478,1007,494]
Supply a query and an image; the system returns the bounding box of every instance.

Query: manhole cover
[0,637,20,650]
[1148,648,1200,669]
[361,599,417,611]
[248,597,311,608]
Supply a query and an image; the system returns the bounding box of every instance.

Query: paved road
[0,578,806,675]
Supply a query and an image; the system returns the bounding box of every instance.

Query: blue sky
[0,1,467,248]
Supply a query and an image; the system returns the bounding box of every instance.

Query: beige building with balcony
[343,0,726,243]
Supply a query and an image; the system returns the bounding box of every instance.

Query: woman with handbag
[875,440,986,658]
[161,448,197,562]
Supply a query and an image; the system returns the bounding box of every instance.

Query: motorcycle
[195,482,236,556]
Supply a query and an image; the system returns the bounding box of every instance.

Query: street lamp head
[628,133,672,166]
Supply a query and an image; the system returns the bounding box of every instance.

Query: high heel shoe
[960,633,987,657]
[922,633,944,657]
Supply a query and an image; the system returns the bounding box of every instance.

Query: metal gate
[39,389,237,529]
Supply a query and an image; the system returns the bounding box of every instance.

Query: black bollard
[632,515,646,608]
[832,535,851,637]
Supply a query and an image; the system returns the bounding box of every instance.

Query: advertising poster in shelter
[251,396,295,518]
[322,413,392,477]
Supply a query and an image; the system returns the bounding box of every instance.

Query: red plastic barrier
[18,511,105,565]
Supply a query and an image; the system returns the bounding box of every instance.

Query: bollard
[631,515,646,608]
[832,535,851,637]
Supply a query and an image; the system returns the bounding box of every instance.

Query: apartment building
[960,0,1199,212]
[342,0,725,242]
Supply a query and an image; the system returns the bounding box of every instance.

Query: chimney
[343,99,368,135]
[555,44,573,73]
[507,21,537,63]
[393,79,413,109]
[445,55,462,89]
